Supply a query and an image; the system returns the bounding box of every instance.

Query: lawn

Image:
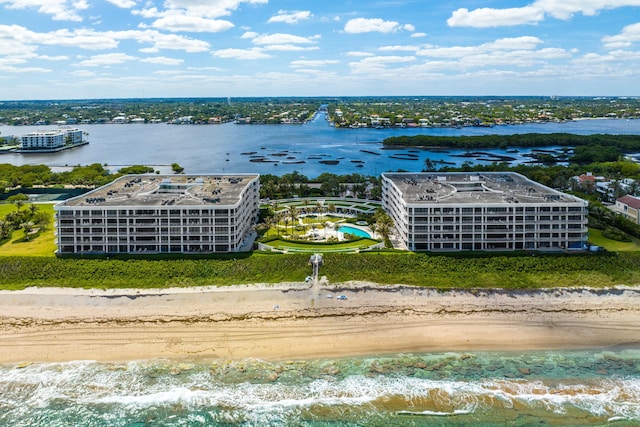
[0,203,57,257]
[588,228,640,252]
[261,237,381,253]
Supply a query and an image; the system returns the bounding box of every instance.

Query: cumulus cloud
[290,59,339,68]
[147,14,234,33]
[152,0,267,19]
[378,45,421,52]
[250,33,320,45]
[268,10,312,24]
[411,32,427,38]
[411,36,571,71]
[0,0,89,21]
[344,18,410,34]
[76,52,136,66]
[448,6,544,27]
[212,47,272,60]
[349,55,416,74]
[448,1,640,28]
[346,51,374,57]
[0,25,119,51]
[140,56,184,65]
[105,0,136,8]
[262,44,320,51]
[602,22,640,49]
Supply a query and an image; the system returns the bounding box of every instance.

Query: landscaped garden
[255,198,389,253]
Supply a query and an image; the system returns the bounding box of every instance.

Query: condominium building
[20,128,83,150]
[382,172,588,251]
[54,174,260,254]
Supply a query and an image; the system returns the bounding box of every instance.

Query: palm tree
[327,203,336,216]
[288,205,299,235]
[374,210,394,246]
[0,220,12,240]
[20,221,34,240]
[316,200,324,220]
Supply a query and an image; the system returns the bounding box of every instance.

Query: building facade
[21,128,83,150]
[54,174,260,254]
[382,172,588,251]
[614,195,640,224]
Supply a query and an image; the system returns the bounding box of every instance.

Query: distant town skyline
[1,0,640,100]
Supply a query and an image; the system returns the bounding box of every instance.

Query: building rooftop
[383,172,583,205]
[59,174,259,208]
[618,195,640,209]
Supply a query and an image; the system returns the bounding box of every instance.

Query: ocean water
[2,116,640,177]
[2,350,639,426]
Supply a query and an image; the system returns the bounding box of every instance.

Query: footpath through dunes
[1,283,640,363]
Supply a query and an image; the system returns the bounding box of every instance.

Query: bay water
[2,115,640,178]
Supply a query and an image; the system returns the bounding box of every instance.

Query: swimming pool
[337,225,372,238]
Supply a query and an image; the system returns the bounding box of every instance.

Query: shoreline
[1,282,640,364]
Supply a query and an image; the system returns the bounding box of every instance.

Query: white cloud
[76,52,136,66]
[0,0,88,21]
[268,10,312,24]
[148,14,234,33]
[251,33,319,45]
[411,32,427,38]
[105,0,136,8]
[124,30,210,52]
[535,0,640,20]
[140,56,184,65]
[290,59,339,68]
[241,31,259,39]
[212,47,272,60]
[344,18,407,34]
[0,64,52,73]
[602,22,640,49]
[0,25,119,51]
[403,24,415,32]
[346,51,374,57]
[349,55,416,74]
[448,6,544,27]
[262,44,320,51]
[378,45,421,52]
[69,69,96,77]
[485,36,543,50]
[157,0,267,19]
[448,1,640,28]
[37,54,68,60]
[410,36,572,71]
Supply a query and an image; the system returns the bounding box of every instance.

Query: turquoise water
[337,225,371,238]
[2,350,640,426]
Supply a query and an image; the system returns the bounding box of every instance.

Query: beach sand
[1,281,640,363]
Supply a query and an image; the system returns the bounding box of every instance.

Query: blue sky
[1,0,640,100]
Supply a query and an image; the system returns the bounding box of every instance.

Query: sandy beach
[1,281,640,363]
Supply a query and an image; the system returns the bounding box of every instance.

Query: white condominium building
[21,128,83,150]
[382,172,588,251]
[54,174,260,254]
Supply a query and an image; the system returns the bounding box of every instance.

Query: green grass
[588,228,640,252]
[0,203,57,257]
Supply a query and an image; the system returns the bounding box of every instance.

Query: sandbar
[1,281,640,363]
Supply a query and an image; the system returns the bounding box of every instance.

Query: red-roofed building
[615,195,640,224]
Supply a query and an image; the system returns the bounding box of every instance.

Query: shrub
[602,226,632,242]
